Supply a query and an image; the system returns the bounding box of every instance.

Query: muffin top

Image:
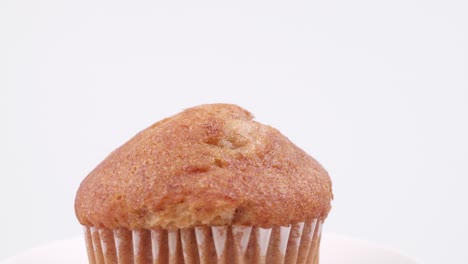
[75,104,332,229]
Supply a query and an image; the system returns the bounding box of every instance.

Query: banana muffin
[75,103,333,264]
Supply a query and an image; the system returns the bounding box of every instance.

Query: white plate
[1,233,419,264]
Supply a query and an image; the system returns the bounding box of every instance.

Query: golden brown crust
[75,104,333,229]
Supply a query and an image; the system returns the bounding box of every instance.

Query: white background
[1,0,467,263]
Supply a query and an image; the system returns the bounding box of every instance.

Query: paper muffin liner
[83,219,323,264]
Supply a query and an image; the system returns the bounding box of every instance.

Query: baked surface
[75,104,332,229]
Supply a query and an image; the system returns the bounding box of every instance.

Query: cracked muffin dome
[75,104,333,230]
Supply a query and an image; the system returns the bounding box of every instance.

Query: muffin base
[83,219,322,264]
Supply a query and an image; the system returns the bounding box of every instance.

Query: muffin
[75,103,333,264]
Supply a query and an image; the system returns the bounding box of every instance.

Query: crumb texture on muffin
[75,104,332,229]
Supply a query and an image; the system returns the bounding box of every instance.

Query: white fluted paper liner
[83,219,323,264]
